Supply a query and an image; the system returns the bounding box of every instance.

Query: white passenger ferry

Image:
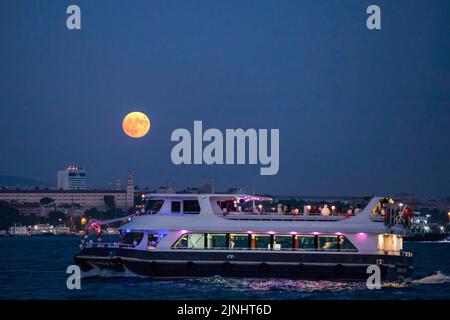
[75,194,413,280]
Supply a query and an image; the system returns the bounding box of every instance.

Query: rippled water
[0,237,449,299]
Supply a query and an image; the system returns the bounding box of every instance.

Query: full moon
[122,111,151,138]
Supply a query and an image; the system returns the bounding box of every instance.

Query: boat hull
[75,248,413,281]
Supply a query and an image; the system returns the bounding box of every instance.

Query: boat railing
[222,214,346,222]
[170,246,412,256]
[80,242,412,257]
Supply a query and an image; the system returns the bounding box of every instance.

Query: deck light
[312,232,319,235]
[399,203,404,207]
[289,231,297,235]
[268,231,275,234]
[246,230,253,234]
[357,232,367,239]
[180,230,188,234]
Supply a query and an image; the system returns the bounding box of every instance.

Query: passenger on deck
[303,205,309,215]
[277,204,283,214]
[347,207,354,216]
[321,204,331,216]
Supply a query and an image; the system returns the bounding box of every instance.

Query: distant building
[228,186,246,194]
[156,185,176,194]
[10,202,54,216]
[126,174,134,208]
[199,178,214,194]
[0,175,135,211]
[57,166,87,190]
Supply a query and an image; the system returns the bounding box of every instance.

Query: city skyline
[1,1,450,197]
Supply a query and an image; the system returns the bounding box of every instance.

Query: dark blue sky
[1,0,449,196]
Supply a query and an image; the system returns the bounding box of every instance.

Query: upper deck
[117,193,410,235]
[140,193,379,222]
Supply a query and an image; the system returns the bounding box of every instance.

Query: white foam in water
[412,271,450,285]
[81,265,147,279]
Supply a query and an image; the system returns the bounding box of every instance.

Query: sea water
[0,237,449,300]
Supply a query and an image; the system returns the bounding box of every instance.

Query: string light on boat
[399,203,404,207]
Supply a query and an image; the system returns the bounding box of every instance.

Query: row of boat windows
[146,200,201,214]
[172,233,358,251]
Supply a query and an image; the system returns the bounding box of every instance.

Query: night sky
[1,0,449,196]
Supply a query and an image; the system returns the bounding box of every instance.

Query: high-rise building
[57,165,87,190]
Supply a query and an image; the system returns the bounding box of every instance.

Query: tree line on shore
[0,195,139,230]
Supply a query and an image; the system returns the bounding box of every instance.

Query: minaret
[126,174,135,209]
[114,177,121,191]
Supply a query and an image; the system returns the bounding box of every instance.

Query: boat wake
[81,265,146,279]
[411,271,450,285]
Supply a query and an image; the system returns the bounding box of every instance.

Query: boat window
[295,235,316,250]
[207,234,227,249]
[148,234,159,249]
[171,201,181,213]
[274,235,293,250]
[173,233,205,249]
[145,200,164,213]
[338,236,357,251]
[122,232,144,245]
[229,234,248,249]
[251,234,271,249]
[318,236,339,251]
[183,200,201,214]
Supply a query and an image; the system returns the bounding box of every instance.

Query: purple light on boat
[180,230,188,234]
[289,231,297,235]
[268,231,275,235]
[246,230,253,234]
[312,232,320,235]
[357,232,367,239]
[335,232,343,235]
